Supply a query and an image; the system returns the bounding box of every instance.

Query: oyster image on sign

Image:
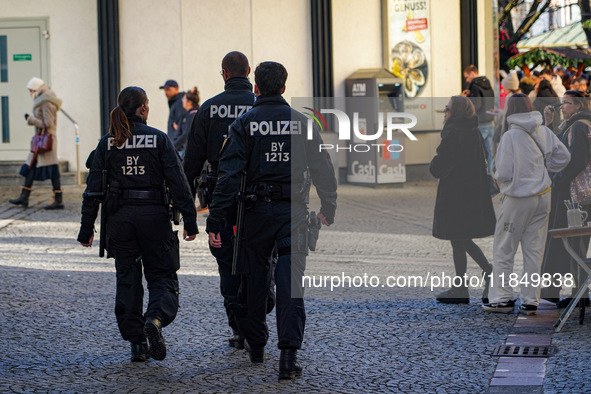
[391,40,428,98]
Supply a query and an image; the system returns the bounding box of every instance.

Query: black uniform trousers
[209,219,241,334]
[107,204,180,343]
[235,200,307,349]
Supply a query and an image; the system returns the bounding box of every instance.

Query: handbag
[30,127,53,153]
[28,126,53,169]
[569,120,591,206]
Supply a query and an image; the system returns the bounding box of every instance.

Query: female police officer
[77,86,198,362]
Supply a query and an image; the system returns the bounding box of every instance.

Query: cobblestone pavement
[0,183,590,392]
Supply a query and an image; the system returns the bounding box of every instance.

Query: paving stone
[0,184,587,391]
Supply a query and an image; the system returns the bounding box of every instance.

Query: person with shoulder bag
[483,94,570,315]
[9,77,63,209]
[541,90,591,307]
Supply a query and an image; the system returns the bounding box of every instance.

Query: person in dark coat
[430,96,496,304]
[541,90,591,307]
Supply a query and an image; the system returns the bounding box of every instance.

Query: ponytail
[108,86,148,147]
[109,105,132,147]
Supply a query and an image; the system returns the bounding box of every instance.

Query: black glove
[77,225,94,244]
[24,113,29,120]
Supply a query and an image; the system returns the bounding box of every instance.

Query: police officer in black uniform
[183,51,254,349]
[77,86,198,362]
[206,62,337,380]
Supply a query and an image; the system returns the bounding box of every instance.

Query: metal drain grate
[493,344,557,358]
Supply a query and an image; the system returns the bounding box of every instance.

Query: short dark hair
[540,67,553,76]
[221,51,249,78]
[463,64,478,75]
[254,61,288,96]
[565,90,591,111]
[574,76,588,86]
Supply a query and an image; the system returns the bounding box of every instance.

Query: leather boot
[228,331,244,349]
[45,190,64,210]
[144,317,166,360]
[279,349,302,380]
[9,187,32,209]
[130,341,150,362]
[244,339,264,363]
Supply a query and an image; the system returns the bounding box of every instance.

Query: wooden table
[548,226,591,332]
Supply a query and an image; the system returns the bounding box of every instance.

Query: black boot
[279,349,302,381]
[45,190,64,210]
[229,331,244,349]
[244,339,264,363]
[9,187,32,209]
[144,317,166,360]
[130,341,150,362]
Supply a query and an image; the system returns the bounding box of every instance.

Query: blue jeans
[479,123,494,175]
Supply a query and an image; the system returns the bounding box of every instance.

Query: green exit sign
[13,54,32,61]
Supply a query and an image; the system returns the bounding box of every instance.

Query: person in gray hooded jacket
[482,94,571,315]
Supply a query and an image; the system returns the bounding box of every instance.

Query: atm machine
[345,68,405,186]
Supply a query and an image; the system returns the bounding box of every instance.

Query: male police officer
[206,62,337,380]
[183,51,255,349]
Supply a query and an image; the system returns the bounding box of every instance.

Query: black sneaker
[481,300,515,313]
[144,317,166,361]
[518,304,537,315]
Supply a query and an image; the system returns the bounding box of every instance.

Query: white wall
[478,0,495,85]
[0,0,100,173]
[121,0,312,135]
[332,0,383,98]
[119,0,184,136]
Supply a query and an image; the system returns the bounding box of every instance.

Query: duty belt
[247,183,291,202]
[121,190,163,202]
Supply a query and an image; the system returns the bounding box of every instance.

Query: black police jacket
[206,95,337,234]
[183,77,255,195]
[78,115,198,243]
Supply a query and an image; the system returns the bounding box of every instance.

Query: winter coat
[495,111,570,198]
[25,85,62,167]
[430,115,496,240]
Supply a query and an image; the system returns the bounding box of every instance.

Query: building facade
[0,0,496,182]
